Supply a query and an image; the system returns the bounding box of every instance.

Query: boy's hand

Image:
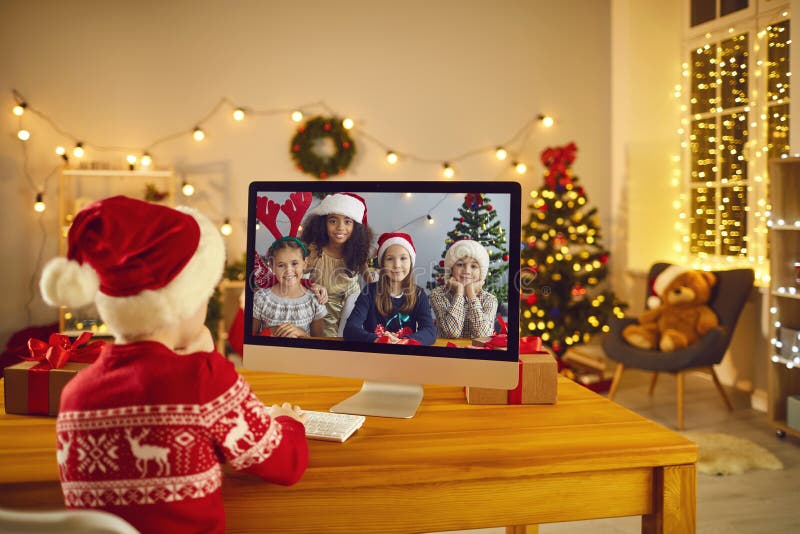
[269,402,308,424]
[176,326,214,354]
[310,284,329,305]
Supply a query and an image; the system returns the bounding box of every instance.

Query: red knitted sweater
[56,341,308,533]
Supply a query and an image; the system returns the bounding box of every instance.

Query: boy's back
[57,340,307,534]
[39,196,309,534]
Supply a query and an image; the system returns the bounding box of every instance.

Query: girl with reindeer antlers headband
[252,192,327,338]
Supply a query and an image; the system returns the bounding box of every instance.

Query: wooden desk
[0,372,697,533]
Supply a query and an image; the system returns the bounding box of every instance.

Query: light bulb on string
[17,129,30,141]
[220,218,233,236]
[12,103,26,116]
[442,163,454,178]
[342,118,354,130]
[140,153,152,167]
[126,155,137,170]
[193,127,205,141]
[73,143,84,158]
[538,114,555,128]
[181,181,195,196]
[427,214,435,225]
[33,192,45,213]
[55,146,68,162]
[291,110,303,122]
[513,161,527,174]
[232,108,246,121]
[495,147,508,160]
[386,151,398,164]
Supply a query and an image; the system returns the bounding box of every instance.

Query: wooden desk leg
[506,526,539,534]
[642,464,696,534]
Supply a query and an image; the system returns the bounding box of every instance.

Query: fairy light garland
[10,89,555,242]
[10,89,555,183]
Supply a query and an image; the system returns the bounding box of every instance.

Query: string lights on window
[679,13,790,284]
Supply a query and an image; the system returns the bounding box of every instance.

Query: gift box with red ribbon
[466,336,557,405]
[4,332,104,416]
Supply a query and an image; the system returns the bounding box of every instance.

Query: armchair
[602,263,754,429]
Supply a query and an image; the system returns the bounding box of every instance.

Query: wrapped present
[466,336,557,405]
[374,325,420,345]
[4,332,104,416]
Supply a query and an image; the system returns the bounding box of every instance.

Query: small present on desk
[466,336,557,405]
[4,332,104,416]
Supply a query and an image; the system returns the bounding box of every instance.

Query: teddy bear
[622,266,719,352]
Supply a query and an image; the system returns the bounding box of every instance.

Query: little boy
[40,196,308,533]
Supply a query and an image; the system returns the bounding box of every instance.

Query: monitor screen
[243,181,521,417]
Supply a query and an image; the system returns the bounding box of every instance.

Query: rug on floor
[682,432,784,476]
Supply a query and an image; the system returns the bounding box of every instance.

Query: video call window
[245,182,521,363]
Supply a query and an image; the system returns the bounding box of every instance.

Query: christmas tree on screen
[519,143,624,356]
[427,193,510,302]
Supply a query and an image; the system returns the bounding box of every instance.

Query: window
[690,0,749,27]
[683,6,789,278]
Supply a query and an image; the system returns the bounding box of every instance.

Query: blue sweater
[343,283,437,345]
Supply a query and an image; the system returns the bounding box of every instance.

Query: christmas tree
[428,193,510,301]
[520,142,624,356]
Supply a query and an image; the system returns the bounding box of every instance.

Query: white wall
[0,0,612,346]
[611,0,682,293]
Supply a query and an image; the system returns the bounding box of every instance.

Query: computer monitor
[243,181,521,418]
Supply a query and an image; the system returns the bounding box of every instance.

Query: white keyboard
[302,411,365,442]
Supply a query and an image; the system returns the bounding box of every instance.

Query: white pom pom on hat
[444,239,490,280]
[39,196,224,337]
[40,257,99,308]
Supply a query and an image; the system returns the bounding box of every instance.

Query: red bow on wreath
[24,332,105,369]
[374,325,420,345]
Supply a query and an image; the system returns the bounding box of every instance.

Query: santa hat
[377,232,416,267]
[40,196,225,337]
[310,192,368,225]
[647,264,688,309]
[444,239,490,280]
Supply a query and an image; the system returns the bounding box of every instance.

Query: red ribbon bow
[24,332,105,369]
[519,335,543,354]
[374,325,420,345]
[483,333,508,350]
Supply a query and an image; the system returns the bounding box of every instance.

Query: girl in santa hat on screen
[39,196,308,534]
[300,192,375,337]
[343,232,436,345]
[429,239,498,339]
[252,236,327,338]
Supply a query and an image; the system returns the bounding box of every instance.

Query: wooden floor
[438,367,800,534]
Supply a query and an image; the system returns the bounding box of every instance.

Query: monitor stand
[330,381,424,418]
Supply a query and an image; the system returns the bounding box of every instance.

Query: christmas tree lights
[519,143,624,356]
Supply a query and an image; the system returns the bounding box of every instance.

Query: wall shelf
[767,158,800,438]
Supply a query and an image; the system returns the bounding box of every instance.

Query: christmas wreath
[290,116,356,179]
